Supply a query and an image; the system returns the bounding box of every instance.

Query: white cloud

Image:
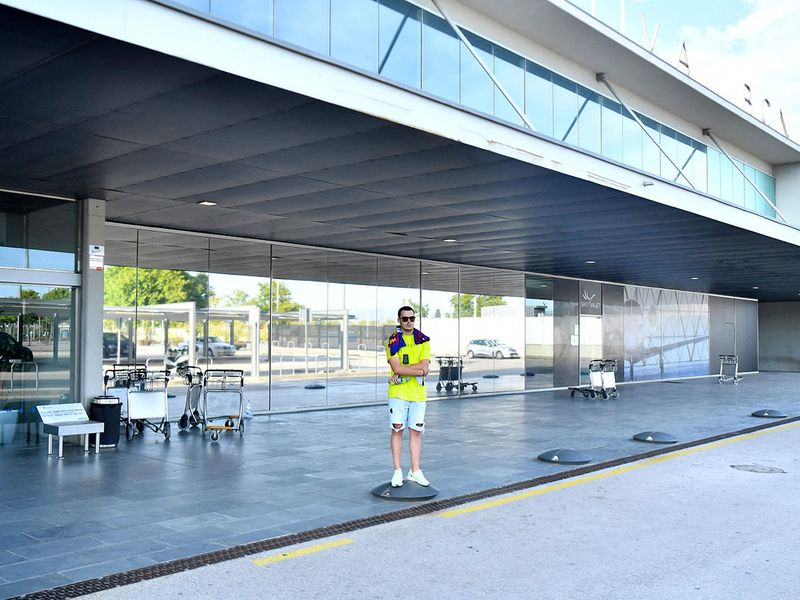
[676,0,799,141]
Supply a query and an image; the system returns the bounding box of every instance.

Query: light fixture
[443,238,457,243]
[643,181,654,187]
[690,277,699,280]
[197,200,217,206]
[585,260,596,264]
[752,286,759,290]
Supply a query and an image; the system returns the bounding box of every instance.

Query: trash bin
[90,395,121,447]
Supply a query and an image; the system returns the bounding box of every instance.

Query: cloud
[676,0,799,140]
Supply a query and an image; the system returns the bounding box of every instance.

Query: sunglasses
[400,316,416,322]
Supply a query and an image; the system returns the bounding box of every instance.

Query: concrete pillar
[78,199,105,406]
[774,162,800,228]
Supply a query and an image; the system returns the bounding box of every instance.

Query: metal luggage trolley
[434,355,477,392]
[176,365,204,430]
[201,369,244,442]
[718,354,742,385]
[569,359,606,399]
[600,359,619,398]
[103,364,147,427]
[125,370,171,441]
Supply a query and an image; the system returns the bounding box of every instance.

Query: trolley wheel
[239,419,245,436]
[193,409,201,422]
[211,431,219,442]
[718,377,724,384]
[734,379,740,386]
[466,350,474,359]
[589,390,596,399]
[164,421,171,440]
[135,420,144,433]
[436,383,442,392]
[445,382,453,391]
[178,414,189,430]
[602,391,609,400]
[472,385,477,391]
[125,422,134,441]
[570,390,576,397]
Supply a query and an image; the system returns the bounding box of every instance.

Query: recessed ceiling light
[585,260,596,264]
[690,277,699,280]
[422,272,430,275]
[540,284,548,288]
[197,200,217,206]
[443,238,457,243]
[752,286,759,290]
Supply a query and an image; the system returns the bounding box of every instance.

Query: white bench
[36,403,104,459]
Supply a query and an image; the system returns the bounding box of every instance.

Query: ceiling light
[690,277,699,280]
[443,238,457,243]
[197,201,217,206]
[643,181,654,187]
[752,286,759,290]
[585,260,596,264]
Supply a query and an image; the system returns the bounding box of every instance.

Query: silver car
[178,336,236,357]
[466,339,519,359]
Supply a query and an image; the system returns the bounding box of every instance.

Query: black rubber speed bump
[633,431,678,444]
[371,481,439,501]
[304,383,325,389]
[482,374,499,378]
[751,409,787,418]
[537,449,591,465]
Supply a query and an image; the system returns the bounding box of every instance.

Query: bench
[36,403,104,459]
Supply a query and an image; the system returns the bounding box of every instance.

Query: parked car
[177,336,236,357]
[0,332,33,363]
[465,339,519,359]
[102,332,135,359]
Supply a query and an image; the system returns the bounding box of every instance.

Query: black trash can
[90,395,121,448]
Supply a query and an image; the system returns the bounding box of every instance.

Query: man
[386,305,431,487]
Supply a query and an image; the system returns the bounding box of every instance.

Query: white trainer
[406,469,430,487]
[391,468,404,487]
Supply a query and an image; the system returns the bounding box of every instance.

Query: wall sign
[579,281,602,316]
[89,244,104,271]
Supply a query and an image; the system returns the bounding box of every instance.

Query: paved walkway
[0,372,798,598]
[84,418,800,599]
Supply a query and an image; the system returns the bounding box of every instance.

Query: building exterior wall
[758,301,800,371]
[774,162,800,228]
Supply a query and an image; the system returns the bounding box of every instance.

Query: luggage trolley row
[569,359,619,399]
[104,364,245,443]
[435,356,478,392]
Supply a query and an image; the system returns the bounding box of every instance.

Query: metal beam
[703,128,787,223]
[596,73,695,189]
[430,0,535,131]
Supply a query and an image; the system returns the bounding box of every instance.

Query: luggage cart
[718,354,742,385]
[176,365,203,430]
[569,359,606,399]
[125,370,171,441]
[201,369,244,442]
[434,355,477,392]
[103,365,147,430]
[600,359,619,398]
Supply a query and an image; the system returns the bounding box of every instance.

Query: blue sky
[570,0,798,141]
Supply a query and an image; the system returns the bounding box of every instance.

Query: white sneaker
[391,468,404,487]
[406,469,430,487]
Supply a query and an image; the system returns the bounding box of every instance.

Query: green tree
[21,289,40,300]
[253,281,302,313]
[42,288,71,300]
[449,294,506,317]
[219,289,251,307]
[402,298,429,317]
[104,266,209,307]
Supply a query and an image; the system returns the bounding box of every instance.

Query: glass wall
[167,0,779,219]
[524,276,554,390]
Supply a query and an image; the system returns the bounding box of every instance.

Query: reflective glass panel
[0,197,77,271]
[525,62,553,137]
[525,276,553,390]
[675,132,695,187]
[553,74,578,144]
[639,114,660,176]
[731,159,745,207]
[331,0,378,72]
[421,263,460,397]
[210,0,273,35]
[460,31,493,115]
[659,126,678,182]
[707,147,721,198]
[421,12,459,102]
[690,141,707,193]
[275,0,330,56]
[720,155,733,201]
[493,46,525,126]
[175,0,210,11]
[743,165,757,212]
[576,88,601,154]
[378,0,422,88]
[621,112,642,169]
[601,96,623,162]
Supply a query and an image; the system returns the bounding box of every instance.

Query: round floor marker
[371,481,440,501]
[633,431,678,444]
[537,448,591,464]
[751,409,787,418]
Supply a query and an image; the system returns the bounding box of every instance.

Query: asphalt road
[84,421,800,600]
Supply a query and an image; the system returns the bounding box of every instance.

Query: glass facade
[165,0,779,219]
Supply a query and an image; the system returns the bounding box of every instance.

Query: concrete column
[78,199,105,406]
[775,162,800,228]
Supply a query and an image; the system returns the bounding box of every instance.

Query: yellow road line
[439,421,800,518]
[252,538,353,566]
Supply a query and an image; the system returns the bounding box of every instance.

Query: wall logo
[580,283,602,315]
[581,290,601,311]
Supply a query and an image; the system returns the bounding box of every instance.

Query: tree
[42,288,71,300]
[449,294,506,317]
[218,289,251,307]
[253,281,302,313]
[402,298,429,317]
[104,266,209,307]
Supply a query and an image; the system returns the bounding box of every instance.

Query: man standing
[386,305,431,487]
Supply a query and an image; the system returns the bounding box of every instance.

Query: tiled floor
[0,372,797,598]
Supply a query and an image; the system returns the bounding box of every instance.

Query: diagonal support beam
[703,128,787,223]
[596,73,695,189]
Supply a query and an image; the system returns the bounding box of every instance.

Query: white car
[178,336,236,357]
[466,339,519,359]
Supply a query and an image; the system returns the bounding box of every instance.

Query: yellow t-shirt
[386,333,430,401]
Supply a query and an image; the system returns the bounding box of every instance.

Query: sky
[570,0,798,141]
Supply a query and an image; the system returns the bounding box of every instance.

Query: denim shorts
[388,398,426,433]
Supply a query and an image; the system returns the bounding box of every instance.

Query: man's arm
[388,356,427,377]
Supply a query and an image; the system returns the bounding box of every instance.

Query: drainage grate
[12,415,800,600]
[730,464,786,473]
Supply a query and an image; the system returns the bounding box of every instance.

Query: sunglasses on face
[400,316,416,322]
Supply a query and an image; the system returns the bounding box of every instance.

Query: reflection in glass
[553,74,578,144]
[525,62,553,137]
[731,159,745,207]
[211,0,273,35]
[422,12,459,102]
[525,277,553,389]
[640,114,660,176]
[421,263,459,396]
[707,148,721,198]
[601,97,623,162]
[621,113,641,169]
[275,0,330,55]
[0,198,77,271]
[331,0,378,72]
[493,46,525,126]
[379,0,421,88]
[577,88,601,155]
[690,141,707,193]
[460,31,493,115]
[659,126,678,182]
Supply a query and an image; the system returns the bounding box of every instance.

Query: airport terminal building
[2,0,800,435]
